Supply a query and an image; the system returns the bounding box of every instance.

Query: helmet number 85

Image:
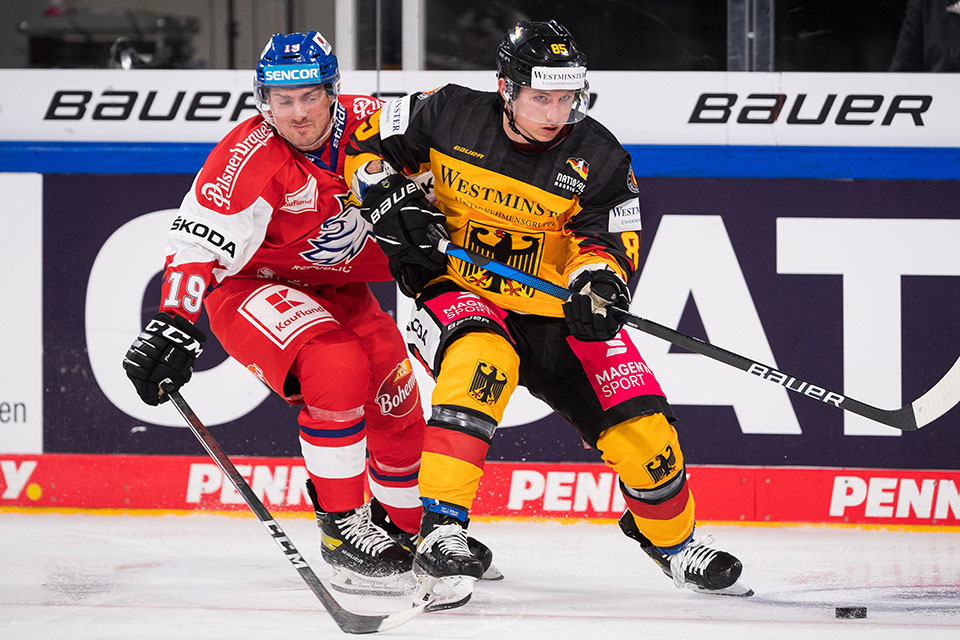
[550,43,568,54]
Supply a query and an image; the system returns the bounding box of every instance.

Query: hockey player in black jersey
[345,19,753,610]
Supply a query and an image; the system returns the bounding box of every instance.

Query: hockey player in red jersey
[122,31,428,596]
[345,20,753,609]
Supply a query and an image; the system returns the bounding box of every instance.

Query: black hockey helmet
[496,20,590,140]
[496,20,587,95]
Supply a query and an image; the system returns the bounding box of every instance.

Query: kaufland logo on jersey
[266,289,304,313]
[264,65,321,85]
[281,175,318,214]
[239,284,334,348]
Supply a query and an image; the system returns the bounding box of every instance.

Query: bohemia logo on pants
[375,359,419,417]
[239,284,334,348]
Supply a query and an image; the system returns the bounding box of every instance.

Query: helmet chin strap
[311,115,336,149]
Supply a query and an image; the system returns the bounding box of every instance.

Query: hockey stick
[436,240,960,432]
[159,381,426,635]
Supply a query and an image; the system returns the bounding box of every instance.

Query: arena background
[1,1,959,529]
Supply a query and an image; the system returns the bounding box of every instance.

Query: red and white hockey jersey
[159,95,389,321]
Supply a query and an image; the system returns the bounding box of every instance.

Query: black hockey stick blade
[437,240,960,431]
[159,381,427,634]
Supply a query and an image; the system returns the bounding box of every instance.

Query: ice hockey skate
[619,511,754,596]
[412,508,485,611]
[306,480,415,596]
[370,497,504,581]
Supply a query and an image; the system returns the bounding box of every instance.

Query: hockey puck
[835,606,867,619]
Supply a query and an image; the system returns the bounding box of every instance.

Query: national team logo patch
[566,157,589,180]
[468,360,508,405]
[375,359,420,418]
[459,222,543,298]
[238,284,335,348]
[645,444,677,483]
[417,86,442,100]
[300,191,371,266]
[627,166,639,194]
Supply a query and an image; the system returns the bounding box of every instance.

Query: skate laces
[668,534,719,589]
[335,504,397,556]
[418,523,471,557]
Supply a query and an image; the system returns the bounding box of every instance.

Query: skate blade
[686,580,754,597]
[329,566,416,597]
[413,574,477,612]
[480,562,504,581]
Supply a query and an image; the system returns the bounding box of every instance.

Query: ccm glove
[361,174,449,297]
[562,268,630,342]
[123,312,206,405]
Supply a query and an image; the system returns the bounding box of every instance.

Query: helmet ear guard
[500,77,520,103]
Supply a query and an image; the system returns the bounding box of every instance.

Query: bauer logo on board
[689,93,932,126]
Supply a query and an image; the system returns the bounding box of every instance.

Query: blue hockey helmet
[254,31,341,124]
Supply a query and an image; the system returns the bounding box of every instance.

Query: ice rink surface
[1,511,958,640]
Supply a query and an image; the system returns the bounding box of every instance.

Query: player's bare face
[268,86,335,152]
[504,85,576,143]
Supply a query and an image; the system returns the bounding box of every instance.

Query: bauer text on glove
[360,173,449,296]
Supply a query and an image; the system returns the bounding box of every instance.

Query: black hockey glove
[123,312,206,406]
[562,269,630,342]
[360,174,449,297]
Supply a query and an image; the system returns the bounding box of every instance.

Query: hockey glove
[123,312,206,405]
[562,268,630,342]
[360,174,449,297]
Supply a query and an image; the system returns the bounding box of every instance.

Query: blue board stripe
[0,141,958,179]
[626,144,960,180]
[0,141,214,175]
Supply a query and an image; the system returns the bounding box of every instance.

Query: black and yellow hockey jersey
[345,83,643,317]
